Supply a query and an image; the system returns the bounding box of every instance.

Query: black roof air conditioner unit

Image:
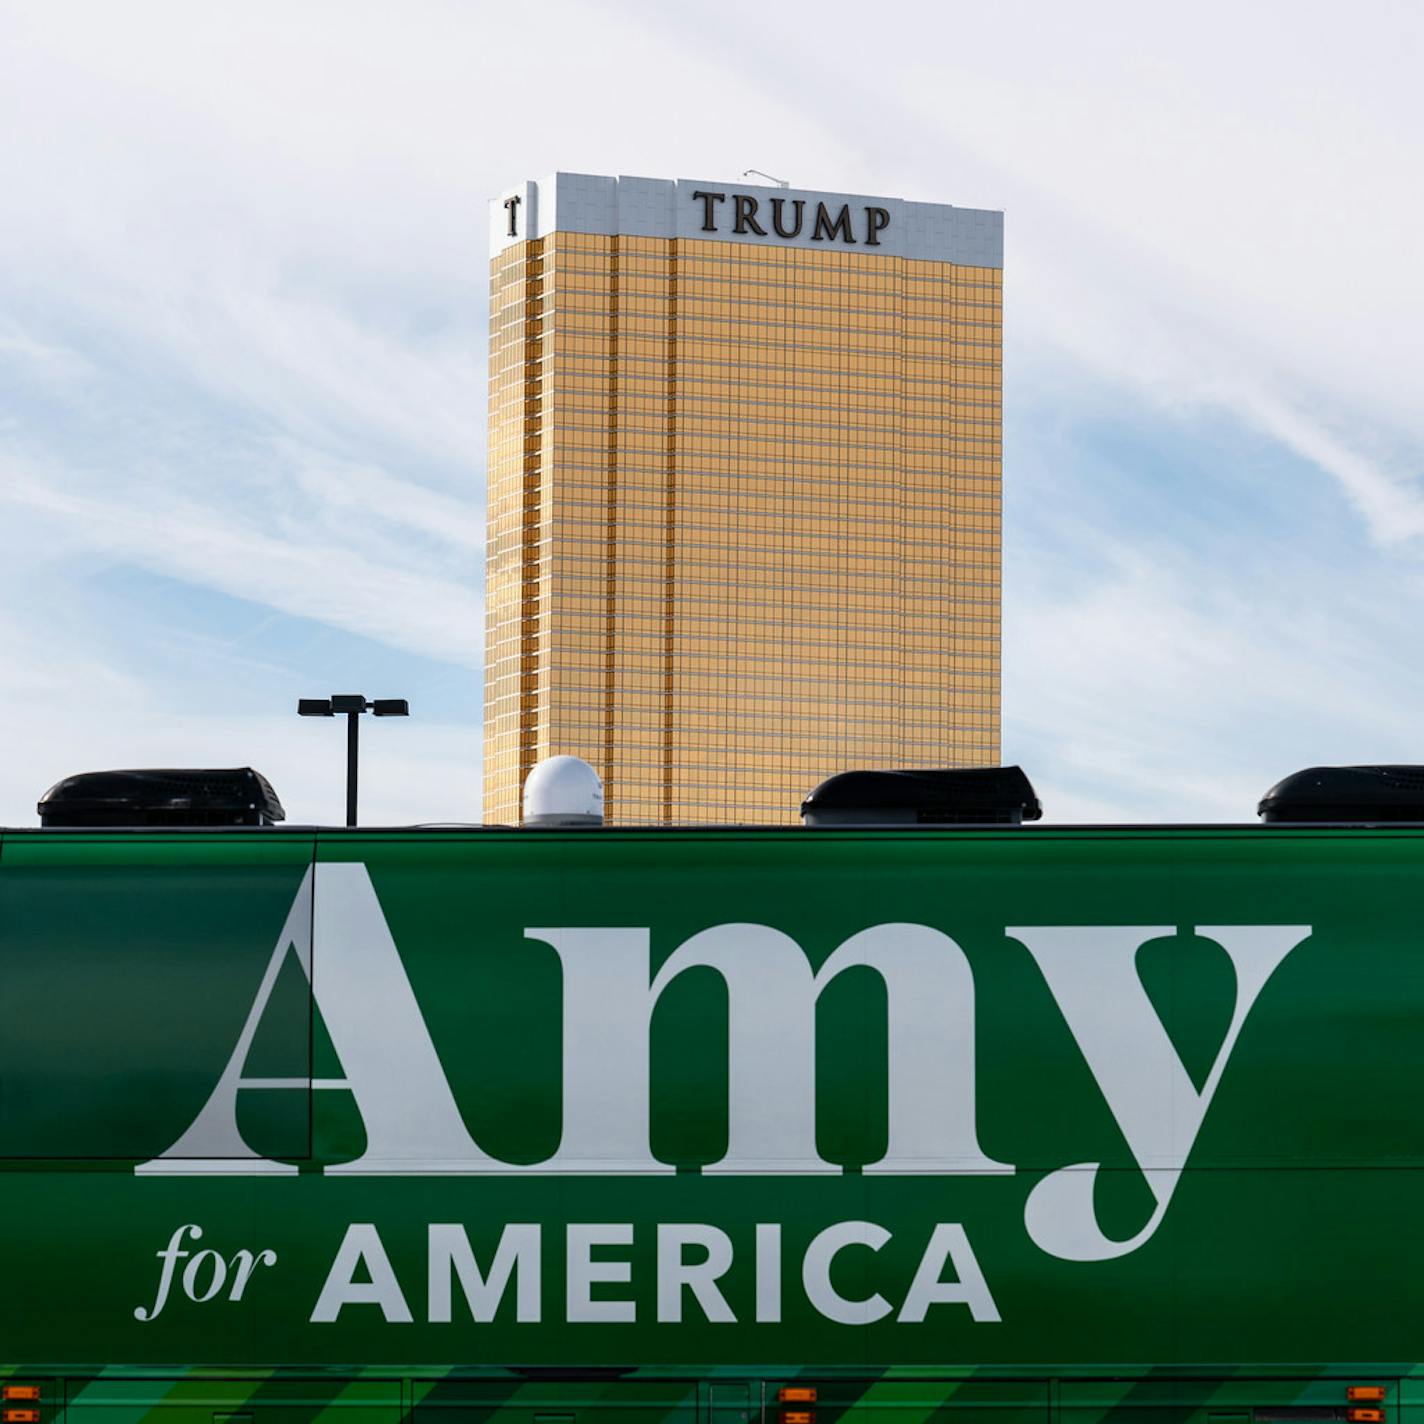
[1258,765,1424,824]
[37,768,286,828]
[801,766,1042,828]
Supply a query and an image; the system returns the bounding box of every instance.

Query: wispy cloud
[0,444,480,666]
[0,0,1421,824]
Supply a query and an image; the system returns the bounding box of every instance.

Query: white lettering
[135,1228,277,1320]
[828,925,1006,1176]
[897,1223,999,1322]
[566,1223,635,1323]
[654,926,826,1173]
[533,921,1007,1177]
[657,1223,735,1323]
[137,874,312,1175]
[310,1223,413,1323]
[226,1248,278,1301]
[529,929,669,1174]
[291,1218,1012,1327]
[802,1220,892,1325]
[134,857,1304,1248]
[428,1223,540,1323]
[140,865,509,1176]
[1011,923,1310,1261]
[182,1248,227,1303]
[134,1223,200,1321]
[755,1222,781,1323]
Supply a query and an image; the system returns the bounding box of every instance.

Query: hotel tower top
[484,173,1003,825]
[490,173,1002,268]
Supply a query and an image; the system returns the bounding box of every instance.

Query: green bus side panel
[0,834,315,1160]
[65,1377,402,1424]
[1,828,1423,1371]
[414,1380,700,1424]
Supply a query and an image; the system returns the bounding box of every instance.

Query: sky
[1,0,1421,825]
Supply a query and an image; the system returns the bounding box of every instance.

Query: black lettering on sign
[733,194,767,236]
[691,190,726,232]
[687,190,889,246]
[812,202,855,243]
[770,197,805,238]
[503,195,521,238]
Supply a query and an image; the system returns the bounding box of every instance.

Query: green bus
[1,813,1419,1424]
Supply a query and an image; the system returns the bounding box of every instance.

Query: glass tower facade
[485,174,1003,825]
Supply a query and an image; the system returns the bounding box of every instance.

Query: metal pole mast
[345,709,359,827]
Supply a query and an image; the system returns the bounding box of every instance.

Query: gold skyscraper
[484,174,1002,825]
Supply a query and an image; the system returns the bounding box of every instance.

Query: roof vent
[801,766,1042,828]
[522,755,604,828]
[37,768,285,828]
[1258,765,1424,824]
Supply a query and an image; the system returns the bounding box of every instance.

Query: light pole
[297,695,409,827]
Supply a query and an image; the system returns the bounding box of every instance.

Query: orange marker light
[2,1394,39,1405]
[4,1409,41,1423]
[1349,1392,1387,1404]
[779,1392,818,1405]
[1347,1410,1384,1423]
[781,1412,815,1424]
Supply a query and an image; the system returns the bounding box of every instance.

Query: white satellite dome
[522,755,604,827]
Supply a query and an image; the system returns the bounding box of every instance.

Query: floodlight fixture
[295,693,410,827]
